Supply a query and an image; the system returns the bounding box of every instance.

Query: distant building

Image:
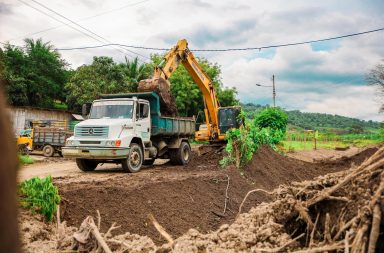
[7,106,83,134]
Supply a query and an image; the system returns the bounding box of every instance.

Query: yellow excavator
[139,39,242,143]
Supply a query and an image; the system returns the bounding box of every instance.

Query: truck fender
[168,138,189,149]
[130,137,145,152]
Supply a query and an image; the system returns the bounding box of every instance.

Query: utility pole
[272,74,276,107]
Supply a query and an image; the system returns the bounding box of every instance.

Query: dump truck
[16,127,73,156]
[62,92,195,172]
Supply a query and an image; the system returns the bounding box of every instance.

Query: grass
[281,138,383,152]
[19,155,34,165]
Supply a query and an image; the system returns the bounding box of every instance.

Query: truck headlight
[106,140,121,147]
[66,140,74,146]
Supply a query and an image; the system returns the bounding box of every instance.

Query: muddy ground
[45,145,378,245]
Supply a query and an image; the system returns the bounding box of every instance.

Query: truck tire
[170,141,191,165]
[42,145,54,157]
[122,143,143,173]
[76,159,98,171]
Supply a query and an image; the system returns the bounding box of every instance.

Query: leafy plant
[19,176,61,221]
[19,155,34,165]
[221,108,287,168]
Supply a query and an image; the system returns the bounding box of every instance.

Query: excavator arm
[154,39,222,140]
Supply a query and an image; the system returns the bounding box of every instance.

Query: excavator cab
[218,106,243,134]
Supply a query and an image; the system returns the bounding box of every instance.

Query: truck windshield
[90,101,134,119]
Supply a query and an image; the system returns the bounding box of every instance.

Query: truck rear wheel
[76,159,98,171]
[122,143,143,173]
[43,145,54,157]
[170,141,191,165]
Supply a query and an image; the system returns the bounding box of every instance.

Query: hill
[241,103,381,132]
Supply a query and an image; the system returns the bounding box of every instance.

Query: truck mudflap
[62,146,129,159]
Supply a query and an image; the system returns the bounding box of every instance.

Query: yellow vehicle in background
[16,129,33,155]
[16,127,73,157]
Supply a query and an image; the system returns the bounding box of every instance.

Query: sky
[1,0,383,121]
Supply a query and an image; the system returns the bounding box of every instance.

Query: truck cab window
[136,103,149,119]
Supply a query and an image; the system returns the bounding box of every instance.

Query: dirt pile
[138,77,178,117]
[243,145,378,190]
[23,146,384,252]
[56,146,376,246]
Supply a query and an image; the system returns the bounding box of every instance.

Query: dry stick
[96,210,101,230]
[148,214,174,246]
[223,175,230,215]
[291,243,346,253]
[305,158,384,207]
[345,230,351,253]
[367,204,381,253]
[86,217,113,253]
[104,222,121,239]
[253,233,305,253]
[294,201,314,230]
[351,223,369,253]
[237,188,274,217]
[334,216,358,240]
[324,213,332,243]
[309,213,320,248]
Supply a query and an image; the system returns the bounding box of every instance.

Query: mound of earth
[56,145,377,245]
[243,145,378,190]
[21,145,384,252]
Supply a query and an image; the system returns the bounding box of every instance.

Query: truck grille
[75,126,109,138]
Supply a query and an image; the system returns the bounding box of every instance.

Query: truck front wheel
[76,159,98,171]
[122,143,143,173]
[170,141,191,165]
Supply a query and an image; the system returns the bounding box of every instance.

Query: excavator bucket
[138,77,178,117]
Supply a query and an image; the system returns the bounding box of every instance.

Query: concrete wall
[7,106,73,134]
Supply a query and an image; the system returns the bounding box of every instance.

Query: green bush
[254,107,288,134]
[19,155,34,165]
[221,108,288,168]
[19,176,61,221]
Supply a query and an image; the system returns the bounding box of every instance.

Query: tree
[1,38,68,107]
[366,60,384,112]
[254,107,288,134]
[118,57,152,91]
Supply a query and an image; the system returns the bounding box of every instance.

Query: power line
[8,0,151,42]
[29,0,149,61]
[17,0,148,62]
[56,27,384,52]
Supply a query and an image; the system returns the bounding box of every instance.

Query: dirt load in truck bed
[54,145,378,246]
[138,77,178,117]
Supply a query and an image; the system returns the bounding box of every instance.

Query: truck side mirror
[82,103,92,117]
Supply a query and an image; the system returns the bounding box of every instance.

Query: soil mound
[243,145,353,190]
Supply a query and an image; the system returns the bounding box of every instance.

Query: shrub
[19,176,61,221]
[221,108,288,168]
[19,155,34,165]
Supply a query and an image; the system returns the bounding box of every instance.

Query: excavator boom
[140,39,242,142]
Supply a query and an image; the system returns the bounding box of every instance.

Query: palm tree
[120,57,152,91]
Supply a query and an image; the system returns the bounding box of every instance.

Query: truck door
[135,102,150,142]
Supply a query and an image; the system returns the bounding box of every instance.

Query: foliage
[65,56,152,111]
[150,54,239,116]
[19,176,60,221]
[0,38,69,108]
[366,60,384,112]
[241,103,381,132]
[19,155,34,165]
[221,109,286,168]
[254,107,288,134]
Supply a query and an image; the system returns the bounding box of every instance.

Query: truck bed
[100,92,195,138]
[33,128,73,146]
